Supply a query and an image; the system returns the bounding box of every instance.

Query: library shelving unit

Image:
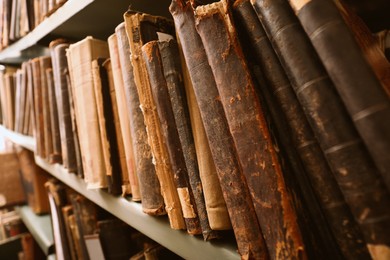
[0,1,239,258]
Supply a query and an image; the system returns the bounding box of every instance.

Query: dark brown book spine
[253,0,390,257]
[46,68,62,164]
[143,41,202,235]
[233,1,370,258]
[170,1,267,258]
[53,43,78,173]
[62,206,77,260]
[31,58,46,158]
[115,23,165,214]
[195,1,306,258]
[158,39,218,240]
[291,0,390,193]
[14,70,22,133]
[26,61,36,136]
[21,62,30,135]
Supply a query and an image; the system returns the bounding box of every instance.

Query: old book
[25,61,36,137]
[39,56,54,163]
[46,68,62,164]
[115,23,164,214]
[195,1,306,258]
[49,40,78,173]
[92,58,123,196]
[102,59,132,197]
[0,152,26,208]
[124,11,186,230]
[159,39,221,239]
[61,206,77,260]
[290,0,390,195]
[233,1,370,259]
[67,36,109,188]
[45,180,72,260]
[17,148,50,214]
[170,1,266,258]
[107,33,135,198]
[177,37,230,232]
[14,70,22,133]
[67,213,84,260]
[253,0,390,258]
[3,72,15,130]
[143,40,201,235]
[2,0,12,48]
[31,58,46,158]
[20,63,30,135]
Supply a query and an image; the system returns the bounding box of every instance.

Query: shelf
[0,125,35,151]
[34,156,239,260]
[0,0,172,64]
[15,206,54,255]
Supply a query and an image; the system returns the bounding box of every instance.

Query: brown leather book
[1,0,12,48]
[67,213,84,260]
[50,41,78,173]
[3,72,16,130]
[124,10,185,230]
[170,1,266,257]
[17,148,50,214]
[253,0,390,258]
[31,58,46,158]
[14,69,22,133]
[67,36,109,189]
[291,0,390,195]
[143,40,202,235]
[107,33,135,198]
[92,58,123,196]
[177,38,231,232]
[46,68,62,164]
[20,62,31,135]
[61,206,78,260]
[25,61,36,137]
[115,23,165,214]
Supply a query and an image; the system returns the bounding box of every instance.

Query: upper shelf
[0,0,172,64]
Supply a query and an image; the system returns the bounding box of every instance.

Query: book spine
[124,12,185,230]
[14,70,22,133]
[20,63,29,135]
[107,34,136,197]
[158,39,219,239]
[115,22,165,212]
[61,206,78,260]
[291,0,390,193]
[252,0,390,258]
[46,68,62,164]
[143,41,202,235]
[26,61,36,138]
[170,1,267,258]
[92,58,123,196]
[195,1,306,258]
[233,1,370,258]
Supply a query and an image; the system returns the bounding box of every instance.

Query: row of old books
[0,0,68,50]
[45,179,182,260]
[0,0,389,259]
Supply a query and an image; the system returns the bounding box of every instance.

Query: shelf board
[34,156,239,260]
[15,206,54,255]
[0,125,35,151]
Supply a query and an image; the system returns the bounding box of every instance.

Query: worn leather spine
[14,70,22,133]
[107,33,135,197]
[39,56,54,162]
[31,58,46,158]
[143,41,202,235]
[291,0,390,195]
[21,62,31,135]
[170,1,267,258]
[46,68,62,164]
[196,1,306,258]
[124,11,185,230]
[61,206,77,260]
[26,61,36,137]
[233,1,370,258]
[252,0,390,259]
[159,39,219,239]
[50,39,77,172]
[115,23,164,212]
[92,58,123,196]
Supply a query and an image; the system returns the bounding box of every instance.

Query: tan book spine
[124,12,185,230]
[107,34,136,198]
[67,36,109,189]
[31,58,45,158]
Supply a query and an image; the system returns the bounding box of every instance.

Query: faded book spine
[195,1,305,258]
[143,41,201,235]
[124,11,185,230]
[233,0,369,258]
[170,1,267,258]
[46,68,62,164]
[290,0,390,194]
[26,61,36,137]
[159,39,219,239]
[253,0,390,258]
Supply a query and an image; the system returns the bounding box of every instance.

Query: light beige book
[107,33,137,198]
[124,11,185,230]
[66,36,109,189]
